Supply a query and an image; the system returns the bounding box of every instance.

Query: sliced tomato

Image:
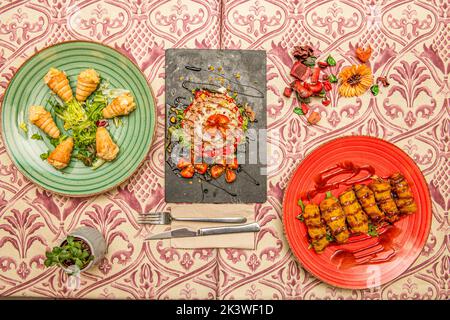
[225,169,237,183]
[194,163,208,174]
[210,165,225,179]
[227,157,239,170]
[180,165,195,178]
[177,158,191,169]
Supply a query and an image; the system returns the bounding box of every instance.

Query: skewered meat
[29,105,60,138]
[390,172,417,214]
[44,68,73,102]
[319,196,349,244]
[47,137,73,169]
[303,204,329,253]
[339,188,369,234]
[76,69,100,102]
[353,184,385,223]
[369,177,399,223]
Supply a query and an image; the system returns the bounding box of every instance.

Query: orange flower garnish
[338,64,373,97]
[356,45,372,63]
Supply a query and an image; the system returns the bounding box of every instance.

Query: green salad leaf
[40,151,50,160]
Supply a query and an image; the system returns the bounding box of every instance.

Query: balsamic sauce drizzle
[237,167,260,186]
[181,65,264,99]
[197,175,238,197]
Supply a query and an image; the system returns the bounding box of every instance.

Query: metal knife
[146,222,260,240]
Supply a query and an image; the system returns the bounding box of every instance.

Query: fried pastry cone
[76,69,100,102]
[28,105,60,138]
[96,127,119,161]
[102,93,135,118]
[339,188,369,234]
[44,68,73,102]
[390,172,417,214]
[47,137,73,169]
[369,177,399,223]
[353,184,385,223]
[319,196,349,244]
[303,204,329,253]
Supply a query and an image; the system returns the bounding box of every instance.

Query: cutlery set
[139,212,259,240]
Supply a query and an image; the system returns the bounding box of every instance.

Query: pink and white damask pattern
[0,0,448,299]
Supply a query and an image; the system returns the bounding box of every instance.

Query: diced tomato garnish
[227,157,239,170]
[210,165,225,179]
[293,80,313,98]
[194,163,208,174]
[311,67,321,84]
[283,87,293,97]
[225,169,237,183]
[180,165,195,178]
[323,80,332,92]
[177,158,191,169]
[307,82,323,94]
[301,103,309,114]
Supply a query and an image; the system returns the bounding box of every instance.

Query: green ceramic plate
[1,41,156,196]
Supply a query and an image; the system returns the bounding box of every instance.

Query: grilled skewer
[303,204,329,253]
[390,172,417,215]
[338,188,369,234]
[319,196,349,244]
[369,177,399,223]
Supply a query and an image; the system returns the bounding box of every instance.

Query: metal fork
[137,212,247,225]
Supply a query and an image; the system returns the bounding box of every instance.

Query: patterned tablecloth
[0,0,448,299]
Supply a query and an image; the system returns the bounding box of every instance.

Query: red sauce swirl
[304,161,375,200]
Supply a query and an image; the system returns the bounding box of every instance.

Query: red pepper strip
[283,87,293,98]
[293,80,313,98]
[311,67,321,84]
[301,103,309,114]
[323,80,332,92]
[307,82,323,94]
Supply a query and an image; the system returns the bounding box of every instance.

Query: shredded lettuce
[113,117,122,127]
[92,158,106,170]
[101,88,130,100]
[86,91,107,121]
[59,99,88,130]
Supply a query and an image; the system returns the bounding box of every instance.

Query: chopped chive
[297,199,305,211]
[31,133,43,140]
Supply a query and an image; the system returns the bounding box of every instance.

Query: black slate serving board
[165,49,267,203]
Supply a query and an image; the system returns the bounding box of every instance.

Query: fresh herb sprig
[296,199,305,221]
[368,223,379,237]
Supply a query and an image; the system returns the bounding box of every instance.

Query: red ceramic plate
[282,136,432,289]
